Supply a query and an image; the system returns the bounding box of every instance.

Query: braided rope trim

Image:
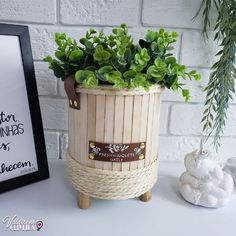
[67,151,158,200]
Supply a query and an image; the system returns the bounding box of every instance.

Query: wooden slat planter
[66,80,164,209]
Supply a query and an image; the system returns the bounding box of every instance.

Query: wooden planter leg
[139,190,152,202]
[77,192,91,209]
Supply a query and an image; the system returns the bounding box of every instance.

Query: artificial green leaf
[112,29,118,34]
[146,30,156,42]
[171,32,178,38]
[94,51,111,61]
[88,28,97,35]
[55,51,67,61]
[147,66,165,81]
[182,89,190,102]
[75,70,94,83]
[121,23,127,29]
[43,55,53,63]
[82,73,98,88]
[98,66,113,74]
[139,39,150,49]
[53,67,64,78]
[165,57,176,65]
[44,24,201,109]
[194,74,201,80]
[105,71,122,83]
[123,70,137,79]
[74,70,84,83]
[84,66,97,71]
[163,75,177,89]
[131,48,150,72]
[151,42,158,51]
[80,38,93,48]
[94,45,111,61]
[69,49,84,61]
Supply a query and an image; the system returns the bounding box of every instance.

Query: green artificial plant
[195,0,236,149]
[44,24,200,101]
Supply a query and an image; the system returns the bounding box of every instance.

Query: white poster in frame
[0,23,49,193]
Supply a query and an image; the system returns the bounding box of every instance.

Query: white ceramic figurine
[179,146,234,208]
[224,157,236,188]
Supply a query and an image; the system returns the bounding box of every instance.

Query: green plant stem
[110,60,119,72]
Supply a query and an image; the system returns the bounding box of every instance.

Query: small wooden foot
[77,192,91,209]
[139,190,152,202]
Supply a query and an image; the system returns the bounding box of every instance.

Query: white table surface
[0,160,235,236]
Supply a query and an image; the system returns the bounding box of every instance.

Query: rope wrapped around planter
[67,151,158,200]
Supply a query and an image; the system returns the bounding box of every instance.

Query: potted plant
[44,24,200,209]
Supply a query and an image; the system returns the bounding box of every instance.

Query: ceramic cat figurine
[179,150,234,208]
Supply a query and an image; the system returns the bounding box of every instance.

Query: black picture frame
[0,23,49,193]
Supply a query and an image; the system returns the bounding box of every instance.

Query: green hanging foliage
[194,0,236,149]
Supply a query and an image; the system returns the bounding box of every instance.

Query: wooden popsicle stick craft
[44,24,201,209]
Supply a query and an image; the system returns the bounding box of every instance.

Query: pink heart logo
[36,221,43,231]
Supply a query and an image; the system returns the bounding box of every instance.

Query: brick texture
[0,0,56,24]
[39,98,68,130]
[181,30,219,68]
[159,136,236,162]
[60,133,68,159]
[170,104,236,136]
[44,131,60,159]
[60,0,140,26]
[142,0,217,29]
[34,62,58,96]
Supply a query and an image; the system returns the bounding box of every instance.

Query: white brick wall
[60,0,140,26]
[0,0,56,24]
[39,98,68,130]
[180,30,219,67]
[142,0,217,29]
[44,131,60,159]
[1,0,235,162]
[34,62,57,96]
